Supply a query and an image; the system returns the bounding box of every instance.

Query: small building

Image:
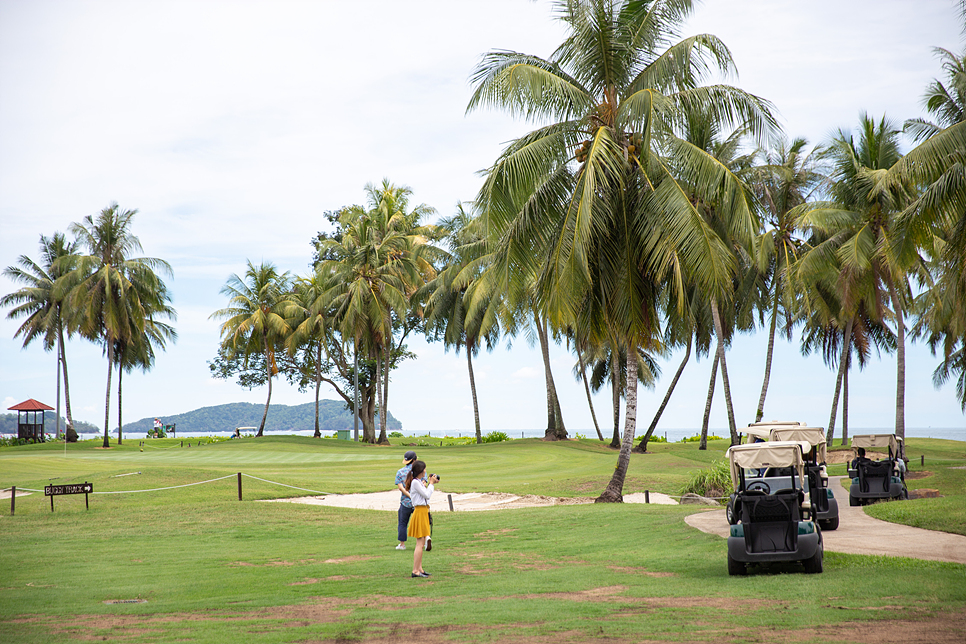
[8,398,55,442]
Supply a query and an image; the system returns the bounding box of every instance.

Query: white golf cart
[726,441,824,576]
[848,434,908,506]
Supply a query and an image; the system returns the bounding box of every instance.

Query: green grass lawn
[1,436,964,643]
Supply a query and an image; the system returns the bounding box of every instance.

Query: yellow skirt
[408,505,431,538]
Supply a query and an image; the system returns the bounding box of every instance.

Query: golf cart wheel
[849,494,859,507]
[820,516,840,531]
[901,488,909,500]
[727,554,746,576]
[726,501,738,525]
[802,548,823,574]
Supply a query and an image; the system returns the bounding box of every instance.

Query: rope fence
[3,473,333,515]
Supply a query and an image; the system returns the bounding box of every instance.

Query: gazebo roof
[8,398,54,412]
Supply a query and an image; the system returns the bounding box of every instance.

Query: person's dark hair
[857,447,866,457]
[405,460,427,491]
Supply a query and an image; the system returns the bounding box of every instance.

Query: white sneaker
[395,544,406,550]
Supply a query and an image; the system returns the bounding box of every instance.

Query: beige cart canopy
[851,434,901,457]
[726,441,809,490]
[769,427,827,463]
[742,421,806,443]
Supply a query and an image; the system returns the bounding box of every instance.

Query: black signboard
[44,481,92,511]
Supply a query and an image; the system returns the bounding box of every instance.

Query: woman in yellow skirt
[406,460,438,578]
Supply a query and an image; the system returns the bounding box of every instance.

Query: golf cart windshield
[727,441,808,491]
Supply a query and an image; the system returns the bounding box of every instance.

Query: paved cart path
[685,476,966,565]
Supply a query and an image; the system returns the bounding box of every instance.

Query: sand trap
[0,489,32,499]
[268,489,677,511]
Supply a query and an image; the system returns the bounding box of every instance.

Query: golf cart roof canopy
[742,421,808,443]
[726,441,809,489]
[851,434,899,454]
[769,427,827,463]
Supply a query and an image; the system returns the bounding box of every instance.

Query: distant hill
[0,413,99,435]
[122,400,402,435]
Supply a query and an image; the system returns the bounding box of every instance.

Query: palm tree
[469,0,776,500]
[317,182,440,443]
[210,260,293,437]
[904,47,966,142]
[286,273,336,438]
[113,289,177,444]
[67,203,173,448]
[425,203,499,444]
[2,233,80,439]
[795,114,918,439]
[751,137,826,422]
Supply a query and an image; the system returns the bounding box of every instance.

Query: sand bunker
[268,489,677,511]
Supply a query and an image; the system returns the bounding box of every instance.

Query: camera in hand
[431,473,440,481]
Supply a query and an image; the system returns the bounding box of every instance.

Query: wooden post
[85,482,89,510]
[50,492,54,512]
[10,486,14,516]
[237,472,242,501]
[645,490,650,504]
[921,455,924,467]
[448,494,454,512]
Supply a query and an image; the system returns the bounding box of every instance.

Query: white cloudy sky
[1,0,964,438]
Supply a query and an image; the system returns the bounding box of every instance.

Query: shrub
[680,433,722,443]
[679,459,731,499]
[482,431,510,443]
[389,431,404,438]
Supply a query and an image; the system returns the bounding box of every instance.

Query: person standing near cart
[395,451,418,550]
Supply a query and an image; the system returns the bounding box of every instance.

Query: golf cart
[848,434,908,506]
[769,426,839,531]
[726,441,823,575]
[726,424,839,531]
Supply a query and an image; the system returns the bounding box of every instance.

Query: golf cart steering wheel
[746,481,770,494]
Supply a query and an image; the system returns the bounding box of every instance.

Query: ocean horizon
[68,425,965,443]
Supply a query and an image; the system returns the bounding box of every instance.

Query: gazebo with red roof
[8,399,55,442]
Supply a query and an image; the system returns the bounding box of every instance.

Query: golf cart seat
[806,468,830,513]
[739,490,800,554]
[858,460,893,494]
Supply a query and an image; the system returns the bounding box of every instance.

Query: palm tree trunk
[313,342,322,438]
[377,347,389,444]
[373,345,383,445]
[711,301,739,445]
[826,317,853,444]
[578,346,603,441]
[610,352,621,449]
[103,338,113,448]
[257,337,272,437]
[700,352,719,451]
[55,337,62,439]
[755,289,781,422]
[596,345,638,503]
[842,356,849,446]
[537,315,567,440]
[640,336,692,452]
[467,340,482,444]
[117,365,123,445]
[887,282,906,439]
[60,327,76,441]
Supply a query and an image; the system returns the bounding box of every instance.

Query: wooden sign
[44,482,92,511]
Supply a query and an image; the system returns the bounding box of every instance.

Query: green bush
[482,431,510,443]
[679,459,731,499]
[389,431,404,438]
[679,433,722,443]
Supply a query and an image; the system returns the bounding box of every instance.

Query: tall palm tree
[113,290,177,444]
[2,233,80,439]
[425,203,499,444]
[286,273,336,438]
[317,182,440,443]
[795,114,918,439]
[469,0,776,500]
[210,260,293,437]
[67,203,173,448]
[751,137,826,422]
[904,47,966,143]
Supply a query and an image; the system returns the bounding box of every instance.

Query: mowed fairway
[1,437,964,644]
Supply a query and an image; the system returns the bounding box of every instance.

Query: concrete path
[685,476,966,565]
